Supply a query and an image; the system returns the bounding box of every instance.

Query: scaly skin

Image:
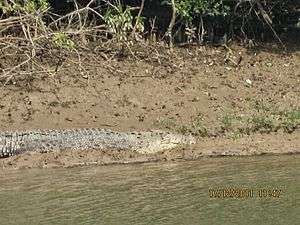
[0,128,195,158]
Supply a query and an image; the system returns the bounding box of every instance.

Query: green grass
[220,109,299,137]
[281,110,300,133]
[220,114,234,132]
[156,113,209,137]
[156,109,299,138]
[249,115,277,133]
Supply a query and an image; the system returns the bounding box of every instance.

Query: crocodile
[0,128,196,158]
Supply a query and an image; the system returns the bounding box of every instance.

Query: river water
[0,155,299,225]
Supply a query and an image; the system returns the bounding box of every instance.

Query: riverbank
[0,132,299,169]
[0,41,299,169]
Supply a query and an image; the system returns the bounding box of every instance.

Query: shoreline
[1,132,299,170]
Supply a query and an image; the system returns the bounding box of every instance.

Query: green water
[0,155,299,225]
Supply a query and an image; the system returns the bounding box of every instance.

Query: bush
[174,0,230,22]
[0,0,49,15]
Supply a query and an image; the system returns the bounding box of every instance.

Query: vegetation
[171,0,230,42]
[157,108,300,138]
[0,1,298,138]
[104,2,135,42]
[156,114,209,137]
[0,0,298,82]
[53,32,76,50]
[0,0,49,14]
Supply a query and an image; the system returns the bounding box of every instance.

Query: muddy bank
[1,44,299,133]
[0,132,299,169]
[0,42,299,169]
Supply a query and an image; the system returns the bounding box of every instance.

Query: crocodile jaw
[135,134,196,154]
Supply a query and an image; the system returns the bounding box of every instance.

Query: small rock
[265,62,273,67]
[191,97,200,102]
[49,101,60,107]
[137,115,145,122]
[245,79,252,86]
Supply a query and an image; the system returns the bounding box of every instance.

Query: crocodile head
[136,132,196,154]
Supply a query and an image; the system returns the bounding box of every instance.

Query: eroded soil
[0,41,299,169]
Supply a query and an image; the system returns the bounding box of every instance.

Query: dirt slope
[0,42,299,169]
